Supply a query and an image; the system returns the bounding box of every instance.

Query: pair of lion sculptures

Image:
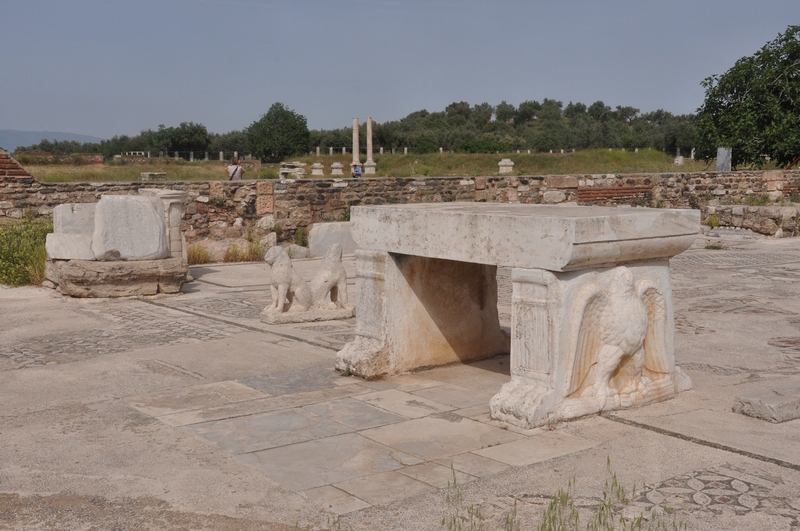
[263,244,350,314]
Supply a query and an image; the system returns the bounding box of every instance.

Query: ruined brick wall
[3,148,800,242]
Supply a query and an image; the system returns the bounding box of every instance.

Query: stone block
[498,159,514,174]
[762,170,784,182]
[256,195,274,215]
[45,257,187,297]
[310,163,325,176]
[309,222,357,257]
[256,180,274,195]
[350,204,699,272]
[733,385,800,423]
[546,176,579,189]
[53,203,95,234]
[209,181,224,200]
[91,195,169,261]
[256,215,275,232]
[543,190,567,204]
[46,233,94,260]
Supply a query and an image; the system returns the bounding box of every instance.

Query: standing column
[351,118,360,172]
[364,116,376,175]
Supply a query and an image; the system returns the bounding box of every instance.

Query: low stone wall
[703,204,800,237]
[4,148,800,243]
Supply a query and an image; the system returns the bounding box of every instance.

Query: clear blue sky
[1,0,795,139]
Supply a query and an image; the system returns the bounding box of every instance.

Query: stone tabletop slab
[351,204,699,271]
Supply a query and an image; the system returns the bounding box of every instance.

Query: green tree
[516,100,541,124]
[695,25,800,167]
[471,102,494,126]
[495,100,516,123]
[165,122,211,154]
[246,102,310,162]
[445,101,471,121]
[209,130,248,155]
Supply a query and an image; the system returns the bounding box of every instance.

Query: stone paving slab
[473,431,598,466]
[235,432,424,491]
[156,383,372,427]
[123,381,268,417]
[302,397,407,430]
[734,384,800,423]
[353,389,455,418]
[359,414,525,460]
[332,470,436,506]
[187,408,356,454]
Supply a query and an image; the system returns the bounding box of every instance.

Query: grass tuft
[0,217,53,286]
[186,243,214,265]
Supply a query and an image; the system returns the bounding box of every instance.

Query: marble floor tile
[436,453,512,477]
[301,485,370,514]
[410,383,493,408]
[187,408,353,454]
[473,431,597,466]
[353,389,453,418]
[360,413,523,460]
[334,471,435,506]
[238,365,346,396]
[123,381,267,417]
[303,398,406,430]
[397,461,477,488]
[235,433,423,491]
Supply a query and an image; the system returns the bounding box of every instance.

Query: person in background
[227,157,244,181]
[352,164,362,179]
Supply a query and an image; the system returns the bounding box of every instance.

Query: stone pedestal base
[336,251,510,379]
[363,161,376,175]
[260,306,354,325]
[489,263,689,429]
[45,258,188,298]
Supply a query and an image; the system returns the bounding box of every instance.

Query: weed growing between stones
[705,213,719,229]
[186,243,214,265]
[704,240,725,250]
[440,459,685,531]
[745,193,771,206]
[222,241,265,263]
[295,228,308,247]
[538,459,686,531]
[0,216,52,286]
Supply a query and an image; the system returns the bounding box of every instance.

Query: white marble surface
[351,204,699,272]
[91,195,169,261]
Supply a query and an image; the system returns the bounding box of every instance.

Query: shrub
[222,241,265,263]
[745,193,771,206]
[186,243,214,265]
[0,217,52,286]
[706,213,719,228]
[223,243,244,262]
[295,228,308,246]
[243,240,265,261]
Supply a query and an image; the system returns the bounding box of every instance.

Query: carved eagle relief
[565,266,669,407]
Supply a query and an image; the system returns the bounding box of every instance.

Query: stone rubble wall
[703,205,800,237]
[3,147,800,243]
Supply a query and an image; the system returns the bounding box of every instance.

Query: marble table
[336,203,699,428]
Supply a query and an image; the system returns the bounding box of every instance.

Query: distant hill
[0,130,105,153]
